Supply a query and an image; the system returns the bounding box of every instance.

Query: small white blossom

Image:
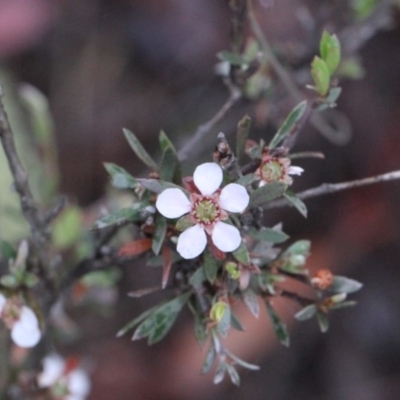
[0,293,41,348]
[156,162,249,259]
[38,354,91,400]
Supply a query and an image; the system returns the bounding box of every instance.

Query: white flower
[0,293,41,348]
[38,354,91,400]
[156,162,249,259]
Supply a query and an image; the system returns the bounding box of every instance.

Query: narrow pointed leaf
[295,304,317,321]
[265,301,290,347]
[269,101,307,149]
[232,242,250,266]
[226,364,240,386]
[317,312,329,333]
[284,191,308,217]
[104,163,138,189]
[152,214,167,256]
[236,115,251,162]
[204,250,219,283]
[249,182,287,208]
[138,178,187,195]
[231,312,245,331]
[247,227,289,244]
[201,345,217,374]
[93,205,143,229]
[242,289,260,318]
[330,276,363,294]
[217,302,231,337]
[123,128,159,171]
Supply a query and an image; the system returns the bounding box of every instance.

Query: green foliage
[311,56,331,96]
[320,31,341,74]
[236,115,251,162]
[265,301,290,347]
[52,206,83,249]
[269,101,308,149]
[104,163,138,189]
[93,204,145,229]
[283,191,307,218]
[249,181,287,207]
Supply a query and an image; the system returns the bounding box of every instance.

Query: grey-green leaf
[284,191,307,218]
[226,364,241,386]
[317,312,329,333]
[93,205,143,229]
[269,101,308,149]
[247,227,289,244]
[265,301,290,347]
[201,345,217,374]
[242,289,260,318]
[232,242,250,265]
[294,304,317,321]
[249,182,287,208]
[152,214,167,256]
[104,163,138,189]
[123,128,159,171]
[330,276,363,294]
[204,250,219,283]
[236,115,251,162]
[217,302,231,338]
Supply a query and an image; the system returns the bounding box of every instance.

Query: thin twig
[0,88,51,281]
[279,289,314,307]
[178,88,242,162]
[264,169,400,209]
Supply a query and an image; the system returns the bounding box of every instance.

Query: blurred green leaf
[93,204,143,229]
[226,364,240,386]
[236,174,255,187]
[152,214,167,256]
[82,268,121,287]
[0,241,16,261]
[202,345,217,374]
[232,242,250,265]
[123,128,159,171]
[52,206,82,249]
[249,182,287,208]
[0,274,19,288]
[204,250,219,283]
[242,289,260,318]
[317,312,329,333]
[217,302,231,337]
[311,57,330,96]
[213,360,227,384]
[189,267,207,285]
[217,51,249,66]
[265,301,290,347]
[269,101,307,149]
[320,31,341,74]
[284,191,308,218]
[231,312,245,331]
[295,304,317,321]
[316,87,342,111]
[104,163,138,189]
[236,115,252,162]
[247,227,289,244]
[132,292,191,344]
[352,0,377,19]
[330,276,363,294]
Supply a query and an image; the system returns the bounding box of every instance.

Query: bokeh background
[1,0,400,399]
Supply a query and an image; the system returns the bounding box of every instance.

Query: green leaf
[226,364,240,386]
[201,345,217,374]
[269,101,307,149]
[52,206,82,249]
[116,303,164,337]
[236,174,255,187]
[284,191,308,218]
[159,130,176,153]
[265,301,290,347]
[213,360,227,384]
[317,312,329,333]
[189,267,207,286]
[315,87,342,111]
[230,312,245,331]
[123,128,159,171]
[232,242,250,265]
[319,31,341,74]
[194,316,208,345]
[311,57,330,96]
[217,51,249,66]
[352,0,377,20]
[82,268,121,287]
[204,250,219,284]
[294,304,317,321]
[152,214,167,256]
[104,163,138,189]
[217,302,231,338]
[137,178,187,195]
[283,240,310,257]
[132,292,191,344]
[175,215,194,231]
[0,274,19,288]
[92,205,143,229]
[247,143,262,159]
[247,227,289,244]
[0,241,16,261]
[329,300,357,310]
[242,289,260,318]
[330,276,363,294]
[249,182,287,208]
[159,131,181,183]
[236,115,251,162]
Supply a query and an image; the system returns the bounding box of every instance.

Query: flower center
[191,197,220,225]
[261,160,283,182]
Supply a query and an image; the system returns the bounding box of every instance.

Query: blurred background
[1,0,400,399]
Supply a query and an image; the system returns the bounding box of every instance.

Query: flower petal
[11,323,41,348]
[38,354,65,387]
[211,221,241,252]
[176,224,207,259]
[18,306,39,330]
[0,294,6,314]
[193,163,222,195]
[156,188,191,219]
[288,166,304,176]
[219,183,249,213]
[68,369,91,398]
